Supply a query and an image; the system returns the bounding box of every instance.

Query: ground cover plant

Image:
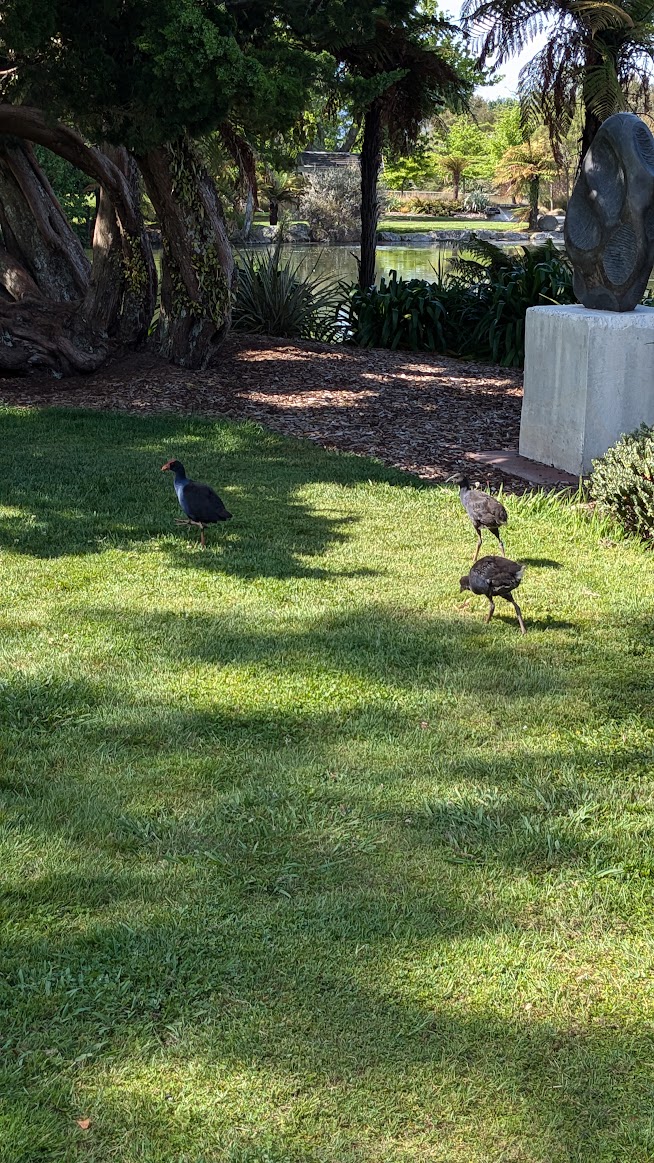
[591,423,654,543]
[233,245,343,341]
[1,406,654,1163]
[347,240,574,364]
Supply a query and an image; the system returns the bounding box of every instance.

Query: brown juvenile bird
[460,555,526,634]
[448,473,508,563]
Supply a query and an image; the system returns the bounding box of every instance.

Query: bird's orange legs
[175,519,207,548]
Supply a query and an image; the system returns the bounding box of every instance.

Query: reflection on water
[89,241,523,287]
[239,244,473,284]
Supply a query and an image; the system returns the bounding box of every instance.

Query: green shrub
[590,425,654,541]
[404,195,462,216]
[345,271,446,351]
[346,239,575,365]
[233,244,345,342]
[463,189,490,213]
[299,168,364,241]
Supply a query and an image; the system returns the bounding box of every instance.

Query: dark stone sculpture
[564,112,654,312]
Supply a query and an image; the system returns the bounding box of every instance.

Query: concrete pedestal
[519,304,654,476]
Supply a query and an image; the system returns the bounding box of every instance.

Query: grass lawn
[378,215,526,234]
[1,406,654,1163]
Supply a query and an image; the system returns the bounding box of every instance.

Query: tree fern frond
[569,0,634,30]
[583,59,626,118]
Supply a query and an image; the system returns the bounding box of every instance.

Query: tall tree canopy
[462,0,654,163]
[0,0,373,372]
[334,8,474,288]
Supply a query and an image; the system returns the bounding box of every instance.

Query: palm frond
[462,0,559,64]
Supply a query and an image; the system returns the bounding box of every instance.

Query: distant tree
[487,100,528,202]
[462,0,654,163]
[436,115,489,196]
[261,170,308,226]
[383,136,437,191]
[487,101,524,164]
[494,136,557,228]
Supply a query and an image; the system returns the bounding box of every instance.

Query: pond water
[92,239,528,287]
[240,243,484,285]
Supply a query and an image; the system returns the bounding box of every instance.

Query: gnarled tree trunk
[84,145,157,346]
[359,98,383,291]
[138,137,234,369]
[0,140,90,301]
[0,107,156,374]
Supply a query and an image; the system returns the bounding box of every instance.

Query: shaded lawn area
[0,406,653,1163]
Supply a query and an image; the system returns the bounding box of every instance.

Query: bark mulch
[0,335,526,491]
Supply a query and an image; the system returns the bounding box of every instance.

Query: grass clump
[0,406,654,1162]
[233,241,343,341]
[591,423,654,542]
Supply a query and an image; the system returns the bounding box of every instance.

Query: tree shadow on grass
[48,599,651,712]
[2,610,654,1160]
[520,557,564,569]
[0,406,412,577]
[2,815,651,1163]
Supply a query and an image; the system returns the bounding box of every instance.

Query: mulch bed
[0,335,526,491]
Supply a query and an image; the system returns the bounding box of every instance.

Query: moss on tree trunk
[138,138,234,370]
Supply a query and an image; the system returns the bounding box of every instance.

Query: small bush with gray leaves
[591,424,654,541]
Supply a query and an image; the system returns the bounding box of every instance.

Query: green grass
[1,406,654,1163]
[379,215,526,234]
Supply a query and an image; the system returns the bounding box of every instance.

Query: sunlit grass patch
[0,406,653,1162]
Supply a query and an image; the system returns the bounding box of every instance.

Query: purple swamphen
[460,555,526,634]
[161,460,232,548]
[447,473,508,563]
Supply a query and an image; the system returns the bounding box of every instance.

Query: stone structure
[564,113,654,311]
[519,305,654,475]
[297,151,359,173]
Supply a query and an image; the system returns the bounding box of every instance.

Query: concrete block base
[519,304,654,476]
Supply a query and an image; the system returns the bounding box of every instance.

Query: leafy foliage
[233,243,344,341]
[347,238,575,365]
[0,0,390,155]
[494,134,557,228]
[33,147,95,244]
[346,270,447,350]
[459,241,574,365]
[260,169,308,225]
[462,0,654,161]
[299,167,362,239]
[404,194,463,213]
[463,188,490,211]
[591,424,654,541]
[382,136,438,191]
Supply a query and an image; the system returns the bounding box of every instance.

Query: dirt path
[0,335,525,490]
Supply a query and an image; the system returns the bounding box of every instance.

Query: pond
[240,243,490,285]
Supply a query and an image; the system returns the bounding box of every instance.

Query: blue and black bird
[161,459,232,548]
